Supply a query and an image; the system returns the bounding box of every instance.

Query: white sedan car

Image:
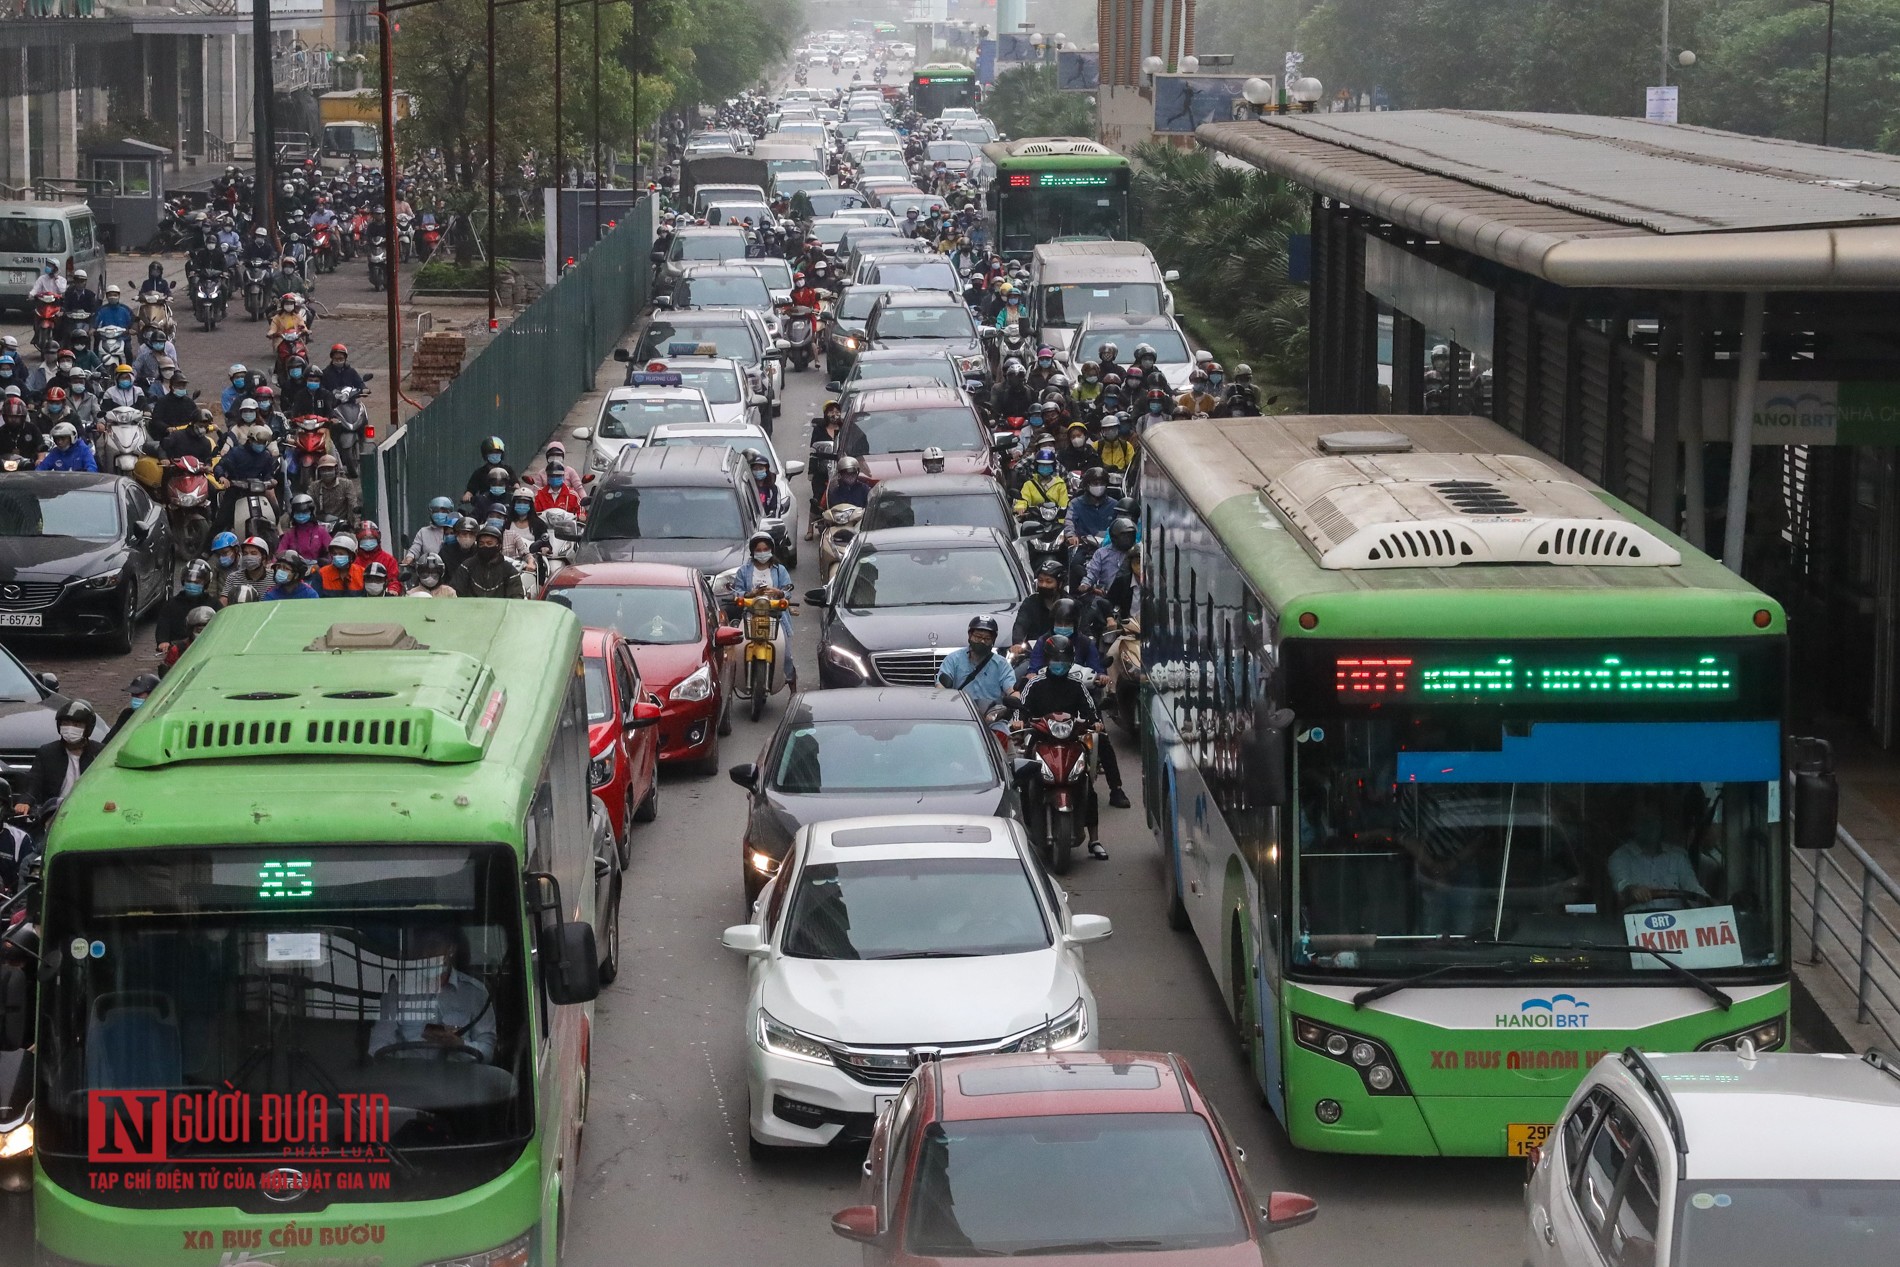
[722,814,1110,1154]
[573,382,714,476]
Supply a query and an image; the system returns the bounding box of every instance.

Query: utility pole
[485,0,497,329]
[592,0,602,243]
[252,0,275,242]
[553,0,564,268]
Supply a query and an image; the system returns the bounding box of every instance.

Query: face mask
[477,544,501,561]
[967,640,991,659]
[432,511,455,527]
[753,470,770,482]
[45,404,62,417]
[512,501,531,517]
[216,551,236,568]
[1038,584,1058,600]
[183,582,205,597]
[232,377,244,387]
[362,538,379,553]
[456,534,476,550]
[1036,463,1055,477]
[293,511,312,524]
[250,442,268,454]
[173,387,188,398]
[486,453,503,465]
[1070,436,1086,448]
[332,552,355,569]
[129,696,146,711]
[59,724,84,744]
[1049,661,1072,678]
[1082,375,1097,384]
[242,553,265,572]
[1148,402,1165,414]
[751,550,774,565]
[548,475,565,489]
[57,361,72,373]
[1086,483,1107,498]
[118,379,132,390]
[275,568,292,584]
[365,581,386,596]
[290,369,303,380]
[420,573,441,589]
[1208,374,1224,388]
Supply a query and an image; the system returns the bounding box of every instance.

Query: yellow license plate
[1506,1123,1553,1156]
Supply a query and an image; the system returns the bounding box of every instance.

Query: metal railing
[0,177,116,200]
[1793,825,1900,1047]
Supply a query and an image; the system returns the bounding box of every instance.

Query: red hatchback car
[833,1051,1317,1265]
[546,562,741,775]
[581,627,664,865]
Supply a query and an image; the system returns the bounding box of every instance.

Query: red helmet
[254,385,275,400]
[357,519,381,542]
[330,343,348,357]
[42,386,66,403]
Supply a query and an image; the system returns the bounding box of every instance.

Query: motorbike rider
[820,454,872,512]
[1094,341,1123,382]
[1064,465,1117,564]
[312,454,361,524]
[95,283,134,337]
[101,363,143,412]
[533,461,583,517]
[743,448,789,518]
[1071,361,1103,411]
[1012,446,1069,516]
[0,392,35,461]
[25,698,101,813]
[1055,419,1098,474]
[787,271,821,312]
[315,532,367,597]
[241,226,277,277]
[262,550,320,600]
[221,363,253,419]
[500,489,548,570]
[276,492,333,561]
[31,385,72,441]
[1011,557,1067,651]
[129,329,177,396]
[142,260,174,300]
[157,559,217,655]
[1079,515,1137,603]
[1016,636,1110,858]
[1139,385,1173,426]
[1177,366,1220,415]
[1028,346,1061,395]
[60,267,97,322]
[935,615,1018,737]
[27,260,65,305]
[994,285,1027,333]
[319,342,365,396]
[408,552,456,599]
[921,445,946,475]
[268,291,310,354]
[281,354,323,416]
[214,423,279,526]
[362,561,394,597]
[187,230,228,289]
[406,496,459,567]
[223,536,274,603]
[149,369,199,436]
[465,436,515,503]
[106,672,162,742]
[989,359,1034,422]
[729,530,797,687]
[160,407,218,465]
[37,421,97,472]
[25,346,79,400]
[1218,362,1261,416]
[439,515,481,579]
[1097,412,1138,472]
[352,520,401,581]
[471,463,514,521]
[805,401,845,538]
[205,529,241,593]
[0,355,21,402]
[450,520,528,598]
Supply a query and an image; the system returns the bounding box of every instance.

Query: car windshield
[554,584,702,645]
[647,430,766,463]
[841,406,981,456]
[840,545,1018,607]
[1040,282,1165,328]
[1674,1180,1900,1267]
[582,654,612,721]
[780,857,1048,959]
[679,276,772,309]
[884,198,945,221]
[666,365,743,405]
[0,486,120,541]
[639,320,757,364]
[864,489,1008,535]
[706,206,769,229]
[849,355,956,387]
[588,487,743,540]
[904,1114,1249,1256]
[925,141,975,161]
[838,289,896,322]
[805,190,869,217]
[812,220,857,248]
[671,232,749,261]
[1075,326,1189,364]
[598,396,712,440]
[871,304,971,341]
[734,258,793,290]
[771,718,994,792]
[37,846,533,1205]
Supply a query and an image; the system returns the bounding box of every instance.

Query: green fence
[379,195,655,542]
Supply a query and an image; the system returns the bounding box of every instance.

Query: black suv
[864,289,986,379]
[576,445,790,575]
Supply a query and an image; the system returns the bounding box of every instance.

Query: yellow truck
[318,90,413,166]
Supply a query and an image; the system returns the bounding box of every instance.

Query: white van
[0,201,105,310]
[1028,240,1178,361]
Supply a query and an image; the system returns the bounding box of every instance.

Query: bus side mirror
[543,922,601,1004]
[1248,707,1295,806]
[1789,736,1838,850]
[984,184,996,211]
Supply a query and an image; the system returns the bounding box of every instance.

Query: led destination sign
[1334,652,1737,701]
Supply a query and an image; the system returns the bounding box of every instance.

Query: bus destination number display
[1334,652,1737,701]
[258,859,316,900]
[1034,172,1113,188]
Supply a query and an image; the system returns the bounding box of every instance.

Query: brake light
[364,425,376,439]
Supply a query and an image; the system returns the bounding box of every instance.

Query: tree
[1686,0,1900,149]
[981,65,1096,140]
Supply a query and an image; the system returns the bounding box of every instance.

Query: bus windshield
[1039,282,1164,328]
[995,181,1128,258]
[1291,715,1783,975]
[37,845,534,1205]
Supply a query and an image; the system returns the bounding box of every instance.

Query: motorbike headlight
[670,663,714,703]
[1006,1000,1088,1053]
[79,569,122,591]
[419,1232,531,1267]
[757,1009,833,1065]
[0,1117,32,1161]
[1047,716,1074,740]
[588,751,615,787]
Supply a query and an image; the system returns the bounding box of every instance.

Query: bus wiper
[1352,962,1520,1009]
[1470,938,1733,1011]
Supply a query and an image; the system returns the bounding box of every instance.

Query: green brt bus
[1138,414,1838,1157]
[981,138,1131,260]
[32,600,606,1266]
[910,63,977,118]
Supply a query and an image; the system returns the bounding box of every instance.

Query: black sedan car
[0,473,171,653]
[807,524,1029,690]
[727,687,1021,905]
[0,640,106,790]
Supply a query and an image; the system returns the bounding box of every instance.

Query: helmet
[128,672,161,696]
[211,531,240,553]
[185,606,217,634]
[967,614,999,638]
[455,515,481,534]
[329,532,359,556]
[835,455,861,478]
[1082,465,1107,488]
[42,386,66,404]
[228,362,247,378]
[182,558,215,588]
[330,342,349,357]
[71,268,86,283]
[56,699,96,731]
[1134,343,1157,362]
[416,552,446,581]
[50,421,78,443]
[476,520,505,543]
[1003,359,1026,381]
[316,453,341,473]
[1108,517,1137,549]
[742,446,769,470]
[747,530,775,552]
[1034,446,1057,466]
[921,445,945,473]
[1050,597,1078,627]
[254,385,275,402]
[1188,366,1208,385]
[105,283,121,296]
[428,495,456,518]
[230,583,261,604]
[1205,361,1224,377]
[363,561,391,592]
[276,551,308,579]
[1036,557,1066,579]
[1098,342,1119,362]
[114,363,134,376]
[242,534,272,555]
[289,492,317,516]
[249,425,274,445]
[1035,345,1055,362]
[1233,363,1253,381]
[1114,496,1139,519]
[480,435,506,459]
[1043,633,1074,675]
[357,519,381,543]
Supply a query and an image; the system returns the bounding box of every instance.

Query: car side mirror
[830,1206,880,1244]
[784,459,806,476]
[542,921,600,1004]
[1065,913,1112,945]
[823,381,844,395]
[728,762,758,789]
[362,372,375,382]
[804,586,829,607]
[1163,269,1180,283]
[721,924,769,957]
[628,700,662,729]
[572,427,593,441]
[653,295,675,310]
[36,672,57,693]
[715,624,743,647]
[1262,1192,1318,1233]
[613,348,631,362]
[1790,736,1838,849]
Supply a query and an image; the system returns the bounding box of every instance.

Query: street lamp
[1242,76,1275,107]
[1180,54,1199,74]
[1142,54,1164,81]
[1289,76,1324,111]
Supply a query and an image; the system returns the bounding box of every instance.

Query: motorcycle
[367,241,389,292]
[274,329,310,387]
[95,324,130,366]
[396,212,417,262]
[135,292,175,340]
[1016,709,1095,875]
[191,272,228,331]
[1018,503,1066,572]
[311,221,338,274]
[778,304,818,371]
[96,405,152,477]
[242,260,272,320]
[1102,616,1143,735]
[419,214,444,262]
[327,376,374,477]
[57,308,92,353]
[30,299,60,357]
[816,503,862,584]
[288,414,330,488]
[724,581,796,723]
[162,455,214,568]
[224,477,279,547]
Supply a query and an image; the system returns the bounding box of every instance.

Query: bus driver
[370,926,498,1061]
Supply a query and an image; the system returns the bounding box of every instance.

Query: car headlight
[749,849,781,876]
[588,751,614,787]
[1006,999,1088,1053]
[824,643,868,679]
[670,662,714,703]
[419,1232,530,1267]
[1697,1017,1786,1052]
[758,1009,833,1065]
[590,447,610,469]
[838,335,860,351]
[0,1116,32,1160]
[79,569,121,591]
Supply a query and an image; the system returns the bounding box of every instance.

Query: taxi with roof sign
[572,372,716,477]
[626,349,770,433]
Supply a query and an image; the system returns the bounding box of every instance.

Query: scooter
[242,260,272,319]
[725,581,797,722]
[1102,615,1142,735]
[816,503,862,584]
[30,299,60,357]
[135,291,175,340]
[311,221,338,274]
[96,405,152,477]
[57,308,92,353]
[1016,709,1095,875]
[327,375,373,477]
[778,304,818,371]
[289,414,330,489]
[162,455,214,568]
[224,477,279,547]
[1018,503,1066,571]
[367,241,389,292]
[192,272,228,331]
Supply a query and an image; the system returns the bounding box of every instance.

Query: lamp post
[1242,76,1275,118]
[1287,76,1324,112]
[485,0,497,330]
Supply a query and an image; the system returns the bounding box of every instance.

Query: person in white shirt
[27,262,65,302]
[369,926,498,1061]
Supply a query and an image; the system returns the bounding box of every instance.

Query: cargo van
[1028,240,1178,360]
[0,202,104,310]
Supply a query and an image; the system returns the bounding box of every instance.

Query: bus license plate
[1507,1123,1553,1156]
[0,613,42,627]
[873,1094,897,1117]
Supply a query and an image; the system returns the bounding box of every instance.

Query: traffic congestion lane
[564,352,1529,1265]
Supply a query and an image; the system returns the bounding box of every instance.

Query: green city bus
[981,138,1132,260]
[910,63,978,118]
[30,600,606,1265]
[1138,414,1837,1157]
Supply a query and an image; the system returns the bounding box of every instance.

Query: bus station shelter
[1198,111,1900,747]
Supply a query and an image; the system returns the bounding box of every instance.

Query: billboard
[1151,75,1254,134]
[1056,49,1099,90]
[996,32,1038,64]
[976,38,996,83]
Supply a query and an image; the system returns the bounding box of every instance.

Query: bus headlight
[1293,1015,1409,1096]
[421,1231,530,1267]
[1696,1017,1785,1052]
[0,1118,32,1160]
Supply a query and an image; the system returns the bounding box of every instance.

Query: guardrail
[1793,825,1900,1047]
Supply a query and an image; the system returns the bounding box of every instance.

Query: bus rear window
[0,217,66,253]
[1040,283,1162,327]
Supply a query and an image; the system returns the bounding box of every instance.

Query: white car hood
[760,949,1080,1046]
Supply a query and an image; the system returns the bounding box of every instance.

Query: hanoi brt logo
[1496,994,1592,1029]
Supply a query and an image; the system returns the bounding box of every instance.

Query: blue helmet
[210,530,240,553]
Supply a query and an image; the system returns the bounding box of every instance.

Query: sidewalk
[1790,722,1900,1053]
